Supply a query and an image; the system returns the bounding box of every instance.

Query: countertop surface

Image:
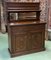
[8,21,46,26]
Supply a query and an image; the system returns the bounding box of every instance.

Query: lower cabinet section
[8,23,45,57]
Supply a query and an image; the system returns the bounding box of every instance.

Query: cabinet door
[13,33,27,52]
[31,32,44,49]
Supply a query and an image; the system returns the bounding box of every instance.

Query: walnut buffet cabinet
[6,2,46,57]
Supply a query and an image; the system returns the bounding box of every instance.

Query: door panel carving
[31,32,43,49]
[15,34,27,52]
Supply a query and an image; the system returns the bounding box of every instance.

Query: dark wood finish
[6,2,40,12]
[5,2,41,22]
[8,21,46,57]
[6,2,46,57]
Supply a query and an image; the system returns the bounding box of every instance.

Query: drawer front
[11,24,45,33]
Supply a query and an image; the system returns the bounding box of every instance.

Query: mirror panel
[9,12,37,21]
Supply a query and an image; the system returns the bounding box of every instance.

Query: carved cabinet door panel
[13,33,27,52]
[31,32,43,49]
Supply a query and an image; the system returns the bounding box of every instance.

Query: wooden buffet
[6,2,46,57]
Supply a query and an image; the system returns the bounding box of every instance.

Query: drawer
[10,24,45,33]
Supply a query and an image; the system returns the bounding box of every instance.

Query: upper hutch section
[5,2,41,22]
[6,2,40,12]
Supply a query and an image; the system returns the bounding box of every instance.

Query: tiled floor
[0,32,51,60]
